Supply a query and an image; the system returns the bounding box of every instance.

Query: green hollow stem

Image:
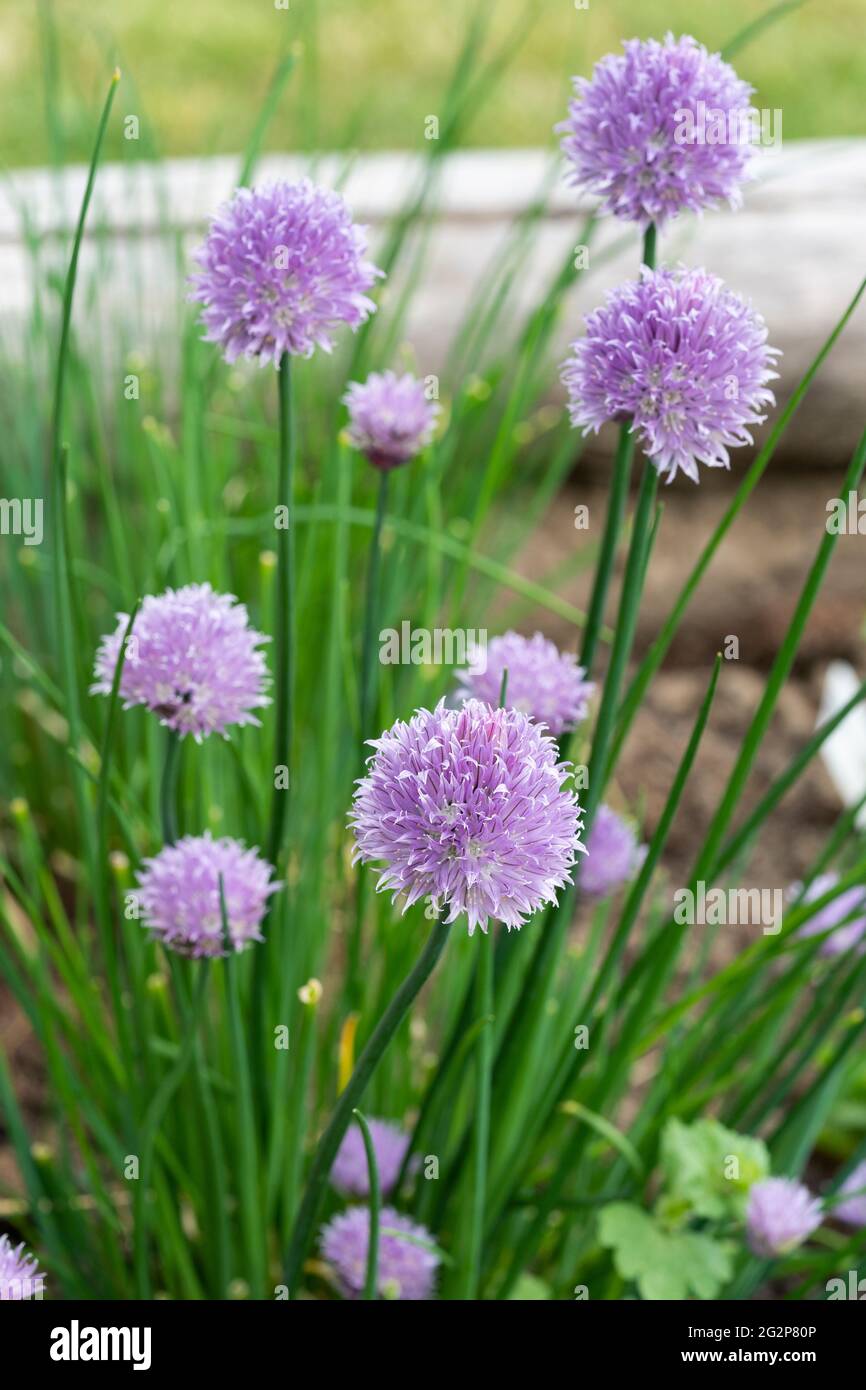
[579,221,655,676]
[457,650,504,1292]
[254,354,295,1112]
[353,1109,381,1300]
[360,468,390,740]
[49,75,119,888]
[347,469,391,1009]
[219,876,267,1298]
[721,0,807,60]
[133,960,210,1299]
[462,926,494,1299]
[346,871,369,1013]
[96,603,138,856]
[50,70,119,477]
[283,913,451,1295]
[159,732,181,846]
[275,995,318,1238]
[192,1030,231,1298]
[237,50,298,188]
[267,353,295,871]
[583,459,659,830]
[579,426,635,675]
[94,602,139,1072]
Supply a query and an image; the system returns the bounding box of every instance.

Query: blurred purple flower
[793,872,866,957]
[456,631,594,737]
[557,33,754,228]
[581,804,646,899]
[320,1205,439,1300]
[746,1177,823,1258]
[135,832,279,958]
[190,180,382,365]
[331,1117,411,1199]
[92,583,269,741]
[0,1234,43,1300]
[562,266,778,483]
[833,1160,866,1228]
[349,699,583,935]
[344,370,439,470]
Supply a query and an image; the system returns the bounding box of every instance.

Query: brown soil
[513,467,865,890]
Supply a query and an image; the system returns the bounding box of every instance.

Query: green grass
[1,0,864,172]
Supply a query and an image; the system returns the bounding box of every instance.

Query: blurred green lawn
[2,0,864,168]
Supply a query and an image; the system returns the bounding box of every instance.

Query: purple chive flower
[320,1206,439,1300]
[557,33,754,229]
[581,804,646,899]
[190,180,383,365]
[135,832,279,958]
[456,631,594,737]
[331,1118,411,1199]
[746,1178,823,1258]
[0,1234,44,1300]
[92,583,269,741]
[344,370,439,470]
[833,1160,866,1228]
[350,699,583,935]
[793,873,866,957]
[562,266,779,483]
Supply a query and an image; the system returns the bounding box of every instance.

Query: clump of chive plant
[135,832,279,956]
[189,180,382,363]
[92,583,269,739]
[320,1206,439,1300]
[331,1117,411,1199]
[561,266,779,483]
[0,1234,43,1300]
[558,33,754,228]
[344,370,439,470]
[350,699,584,933]
[456,631,594,736]
[9,11,866,1310]
[745,1178,823,1258]
[581,804,646,899]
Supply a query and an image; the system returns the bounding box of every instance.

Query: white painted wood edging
[2,141,864,463]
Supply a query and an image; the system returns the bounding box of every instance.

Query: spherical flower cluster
[331,1117,411,1199]
[581,804,646,899]
[350,699,583,935]
[135,832,279,958]
[456,631,594,737]
[561,266,779,483]
[320,1205,439,1300]
[793,872,866,957]
[344,370,439,470]
[557,33,754,228]
[0,1234,43,1300]
[745,1177,823,1258]
[833,1160,866,1228]
[190,180,382,364]
[93,583,269,741]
